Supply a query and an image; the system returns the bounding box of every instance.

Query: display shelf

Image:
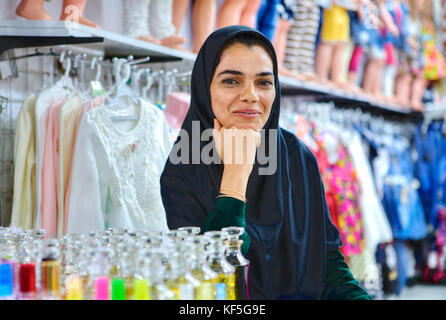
[0,19,197,63]
[0,20,103,55]
[0,20,423,119]
[279,75,422,120]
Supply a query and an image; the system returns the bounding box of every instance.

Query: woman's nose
[239,83,259,103]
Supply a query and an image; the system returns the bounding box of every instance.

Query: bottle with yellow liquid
[40,239,61,300]
[204,231,236,300]
[191,235,218,300]
[164,238,200,300]
[147,247,175,300]
[222,227,250,300]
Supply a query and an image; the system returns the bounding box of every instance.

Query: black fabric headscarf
[160,25,342,299]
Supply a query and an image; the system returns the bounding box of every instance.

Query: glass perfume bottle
[147,247,175,300]
[84,247,113,300]
[204,231,236,300]
[222,227,250,300]
[0,233,14,300]
[164,240,197,300]
[16,240,37,300]
[40,239,61,300]
[191,235,218,300]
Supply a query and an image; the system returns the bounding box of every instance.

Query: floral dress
[313,129,365,258]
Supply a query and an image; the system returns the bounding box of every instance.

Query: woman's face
[210,42,276,131]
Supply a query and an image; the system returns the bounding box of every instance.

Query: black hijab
[160,25,342,299]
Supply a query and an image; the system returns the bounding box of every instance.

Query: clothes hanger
[142,68,154,101]
[88,56,105,98]
[104,58,140,121]
[58,50,75,92]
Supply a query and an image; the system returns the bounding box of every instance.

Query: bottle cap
[0,263,13,297]
[133,278,149,300]
[18,263,36,294]
[65,275,83,300]
[111,278,126,300]
[94,277,110,300]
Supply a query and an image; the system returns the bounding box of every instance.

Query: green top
[202,195,373,300]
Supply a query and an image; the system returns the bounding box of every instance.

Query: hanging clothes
[40,98,66,238]
[10,94,37,230]
[34,79,71,230]
[313,125,366,258]
[67,99,172,234]
[348,129,393,250]
[57,94,84,238]
[63,96,104,234]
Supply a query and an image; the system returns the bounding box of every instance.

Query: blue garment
[349,6,383,49]
[437,124,446,210]
[257,0,281,41]
[393,239,408,295]
[277,0,294,21]
[382,142,427,240]
[414,122,442,228]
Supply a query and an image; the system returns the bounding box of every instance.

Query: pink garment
[385,42,396,65]
[348,45,363,72]
[165,92,190,131]
[63,96,104,233]
[40,98,65,238]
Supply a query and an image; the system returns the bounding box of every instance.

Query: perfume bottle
[85,247,113,300]
[0,233,14,300]
[222,227,250,300]
[191,235,218,300]
[17,242,37,300]
[204,231,236,300]
[147,247,175,300]
[164,240,196,300]
[65,274,83,300]
[40,239,61,300]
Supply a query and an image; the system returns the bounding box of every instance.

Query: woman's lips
[233,109,261,119]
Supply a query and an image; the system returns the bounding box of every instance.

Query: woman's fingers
[212,119,261,165]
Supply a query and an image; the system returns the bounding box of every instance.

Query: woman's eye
[258,80,273,86]
[222,78,237,85]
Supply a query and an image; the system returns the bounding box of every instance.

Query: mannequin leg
[217,0,249,29]
[315,42,334,85]
[240,0,263,27]
[410,76,428,111]
[273,17,295,77]
[60,0,98,28]
[371,59,387,102]
[330,41,348,87]
[394,73,412,107]
[172,0,191,33]
[192,0,217,53]
[16,0,54,20]
[150,0,186,47]
[361,59,378,95]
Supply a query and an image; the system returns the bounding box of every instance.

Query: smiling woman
[160,25,372,300]
[210,42,275,131]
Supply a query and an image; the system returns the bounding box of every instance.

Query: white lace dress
[66,99,172,234]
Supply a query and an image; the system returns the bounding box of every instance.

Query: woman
[160,25,372,300]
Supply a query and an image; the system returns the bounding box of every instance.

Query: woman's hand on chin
[213,118,260,201]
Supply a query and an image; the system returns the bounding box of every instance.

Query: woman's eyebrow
[216,70,274,77]
[217,69,243,77]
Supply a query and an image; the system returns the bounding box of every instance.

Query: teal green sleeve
[321,248,373,300]
[202,196,251,256]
